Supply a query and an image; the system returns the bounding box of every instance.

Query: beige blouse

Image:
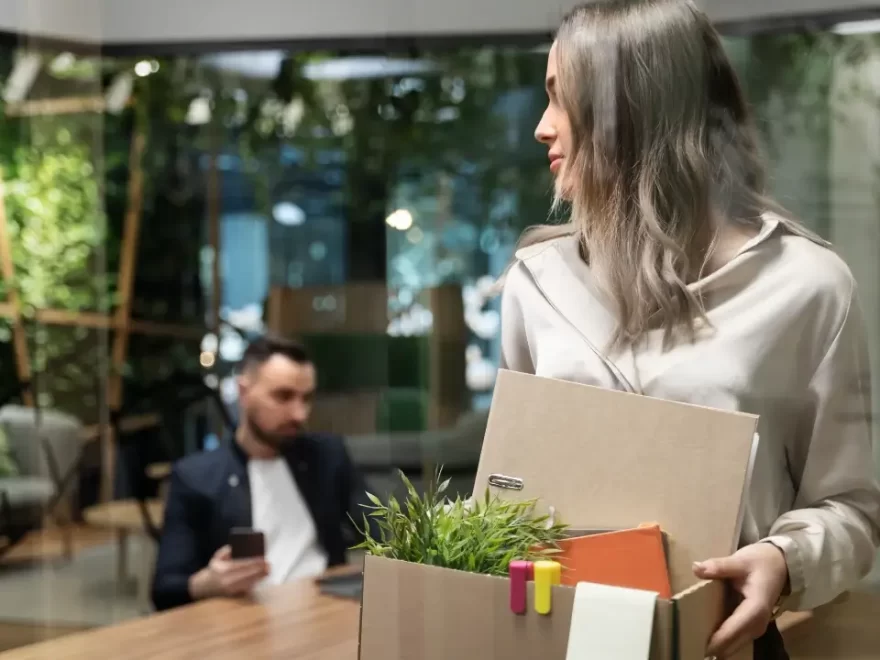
[499,214,880,612]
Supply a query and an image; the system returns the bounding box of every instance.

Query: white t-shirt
[248,457,328,587]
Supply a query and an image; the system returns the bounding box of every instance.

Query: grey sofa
[0,405,82,557]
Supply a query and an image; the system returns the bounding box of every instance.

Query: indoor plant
[353,468,569,577]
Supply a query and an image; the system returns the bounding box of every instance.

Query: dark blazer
[151,432,378,611]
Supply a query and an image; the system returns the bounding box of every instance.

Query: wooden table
[0,573,877,660]
[0,570,361,660]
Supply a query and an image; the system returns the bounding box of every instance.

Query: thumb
[694,555,744,580]
[215,545,232,561]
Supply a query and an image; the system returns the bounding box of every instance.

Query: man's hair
[238,335,311,373]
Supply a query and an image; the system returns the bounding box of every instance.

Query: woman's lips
[549,156,563,174]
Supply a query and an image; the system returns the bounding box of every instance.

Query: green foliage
[4,129,109,311]
[353,468,568,577]
[726,32,880,153]
[0,123,112,415]
[231,49,550,279]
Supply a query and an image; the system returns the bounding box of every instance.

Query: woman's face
[535,41,574,198]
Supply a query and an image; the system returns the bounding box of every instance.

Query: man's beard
[246,416,288,451]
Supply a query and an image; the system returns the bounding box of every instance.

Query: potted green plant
[353,468,569,577]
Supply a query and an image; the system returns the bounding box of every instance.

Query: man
[151,336,376,611]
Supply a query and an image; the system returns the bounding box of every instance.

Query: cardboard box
[358,370,759,660]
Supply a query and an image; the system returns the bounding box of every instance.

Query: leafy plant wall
[727,31,880,236]
[0,82,112,415]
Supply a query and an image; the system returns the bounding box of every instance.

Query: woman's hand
[693,542,789,659]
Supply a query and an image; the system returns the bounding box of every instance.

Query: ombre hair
[515,0,823,350]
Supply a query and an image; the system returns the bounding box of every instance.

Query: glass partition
[0,11,878,653]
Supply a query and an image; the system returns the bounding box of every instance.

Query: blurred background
[0,0,878,652]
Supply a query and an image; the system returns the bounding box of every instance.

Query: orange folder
[555,524,672,598]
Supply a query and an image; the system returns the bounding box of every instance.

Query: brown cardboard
[359,555,677,660]
[473,370,758,594]
[359,556,753,660]
[359,370,759,660]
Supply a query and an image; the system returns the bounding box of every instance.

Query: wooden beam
[0,172,33,406]
[145,462,171,480]
[206,139,225,441]
[4,96,106,118]
[128,319,205,340]
[33,308,113,330]
[80,412,160,444]
[109,130,146,410]
[103,130,146,503]
[206,144,222,332]
[0,304,207,340]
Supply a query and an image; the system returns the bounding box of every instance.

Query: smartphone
[229,527,266,560]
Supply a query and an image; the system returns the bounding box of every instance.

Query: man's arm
[151,465,206,611]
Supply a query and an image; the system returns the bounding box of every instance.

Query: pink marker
[509,560,533,614]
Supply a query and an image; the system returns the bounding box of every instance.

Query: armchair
[0,405,82,559]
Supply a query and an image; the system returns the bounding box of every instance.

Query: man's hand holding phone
[188,531,269,601]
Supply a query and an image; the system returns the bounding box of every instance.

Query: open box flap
[473,370,759,594]
[673,580,753,660]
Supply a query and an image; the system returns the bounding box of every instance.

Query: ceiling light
[134,60,153,77]
[302,57,437,81]
[273,201,306,226]
[200,333,218,354]
[186,97,212,125]
[832,18,880,35]
[202,52,438,82]
[105,73,133,114]
[201,51,285,79]
[49,52,76,75]
[219,332,246,362]
[386,209,413,231]
[3,53,41,103]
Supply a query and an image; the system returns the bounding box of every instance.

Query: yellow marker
[533,560,561,615]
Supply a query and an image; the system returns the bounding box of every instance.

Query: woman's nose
[535,108,556,145]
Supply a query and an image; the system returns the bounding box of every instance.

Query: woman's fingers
[693,555,745,581]
[706,597,772,658]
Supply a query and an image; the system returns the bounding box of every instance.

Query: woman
[500,1,880,658]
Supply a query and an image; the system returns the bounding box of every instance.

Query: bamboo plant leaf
[354,465,569,577]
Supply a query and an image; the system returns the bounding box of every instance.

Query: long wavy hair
[516,0,824,350]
